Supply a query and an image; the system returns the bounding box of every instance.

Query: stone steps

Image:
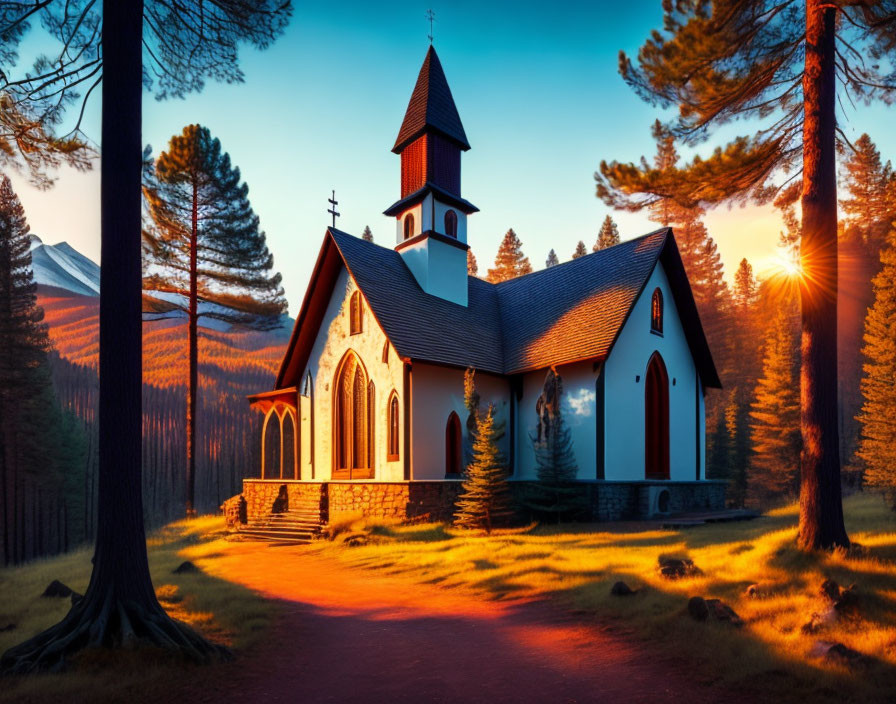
[234,506,325,545]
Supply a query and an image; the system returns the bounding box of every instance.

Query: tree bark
[0,1,226,672]
[186,179,198,517]
[797,0,849,550]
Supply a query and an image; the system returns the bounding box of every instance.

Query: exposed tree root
[0,586,230,674]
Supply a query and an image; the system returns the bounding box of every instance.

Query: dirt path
[181,543,734,703]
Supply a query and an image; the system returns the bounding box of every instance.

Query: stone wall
[232,479,726,526]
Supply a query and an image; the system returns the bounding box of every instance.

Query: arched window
[349,291,363,335]
[444,209,458,238]
[650,288,663,334]
[403,213,415,240]
[334,352,373,479]
[281,409,296,479]
[645,352,670,480]
[445,411,462,477]
[387,392,400,461]
[367,381,376,471]
[382,341,390,364]
[262,408,281,480]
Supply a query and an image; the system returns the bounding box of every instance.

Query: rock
[688,596,709,621]
[810,640,874,669]
[705,599,743,626]
[611,581,635,596]
[658,556,701,579]
[819,578,841,603]
[42,580,75,598]
[173,561,198,574]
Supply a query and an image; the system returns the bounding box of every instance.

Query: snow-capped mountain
[30,235,101,296]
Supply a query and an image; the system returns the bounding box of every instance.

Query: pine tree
[571,241,587,259]
[840,134,893,251]
[733,259,758,312]
[594,215,620,251]
[545,249,559,268]
[144,124,287,516]
[467,249,478,277]
[750,311,801,505]
[523,368,583,522]
[858,242,896,506]
[361,225,373,242]
[454,405,513,533]
[487,229,531,283]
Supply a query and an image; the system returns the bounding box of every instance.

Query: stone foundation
[230,479,726,526]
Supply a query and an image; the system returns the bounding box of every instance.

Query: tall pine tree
[545,249,559,268]
[858,241,896,506]
[144,125,287,516]
[840,135,893,251]
[361,225,373,242]
[594,215,620,251]
[467,249,478,277]
[487,229,531,283]
[571,240,587,259]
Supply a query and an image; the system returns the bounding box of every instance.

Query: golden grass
[0,516,274,703]
[309,493,896,703]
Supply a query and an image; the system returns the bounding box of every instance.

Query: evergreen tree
[840,134,893,250]
[144,124,287,516]
[733,259,758,312]
[487,229,531,283]
[750,311,801,505]
[545,249,559,268]
[594,0,896,549]
[594,215,620,251]
[523,368,583,522]
[571,240,587,259]
[454,405,513,534]
[858,242,896,506]
[361,225,373,242]
[467,249,478,277]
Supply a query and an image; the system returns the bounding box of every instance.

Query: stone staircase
[236,497,324,545]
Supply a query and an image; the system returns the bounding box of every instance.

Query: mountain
[30,235,101,296]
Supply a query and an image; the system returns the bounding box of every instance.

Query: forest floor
[1,494,895,703]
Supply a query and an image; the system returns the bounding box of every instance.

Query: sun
[775,253,802,278]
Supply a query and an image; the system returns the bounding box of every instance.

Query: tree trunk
[186,180,198,518]
[0,1,226,672]
[797,0,849,550]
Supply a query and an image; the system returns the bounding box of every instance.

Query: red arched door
[645,352,670,480]
[445,412,462,477]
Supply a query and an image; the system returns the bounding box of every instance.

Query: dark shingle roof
[276,227,720,389]
[393,46,470,153]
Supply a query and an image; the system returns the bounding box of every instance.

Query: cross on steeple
[327,189,340,227]
[425,9,435,44]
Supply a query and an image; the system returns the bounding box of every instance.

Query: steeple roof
[392,46,470,153]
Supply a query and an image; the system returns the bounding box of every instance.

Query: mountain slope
[30,236,101,296]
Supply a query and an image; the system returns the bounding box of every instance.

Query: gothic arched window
[403,213,415,240]
[349,291,363,335]
[262,408,281,480]
[387,392,400,461]
[334,353,373,479]
[651,288,663,334]
[281,409,296,479]
[444,209,458,238]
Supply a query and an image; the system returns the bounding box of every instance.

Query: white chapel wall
[302,266,406,481]
[409,363,510,480]
[604,261,703,481]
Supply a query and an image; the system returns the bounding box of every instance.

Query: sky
[8,1,896,315]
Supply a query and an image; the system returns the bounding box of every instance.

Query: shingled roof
[392,46,470,153]
[276,227,720,390]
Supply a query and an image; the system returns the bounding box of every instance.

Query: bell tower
[384,46,478,306]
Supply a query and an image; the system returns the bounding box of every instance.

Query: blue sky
[9,1,896,314]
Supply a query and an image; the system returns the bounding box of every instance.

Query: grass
[0,516,274,703]
[309,494,896,703]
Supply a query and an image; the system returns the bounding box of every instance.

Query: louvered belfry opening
[334,352,374,479]
[645,352,670,480]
